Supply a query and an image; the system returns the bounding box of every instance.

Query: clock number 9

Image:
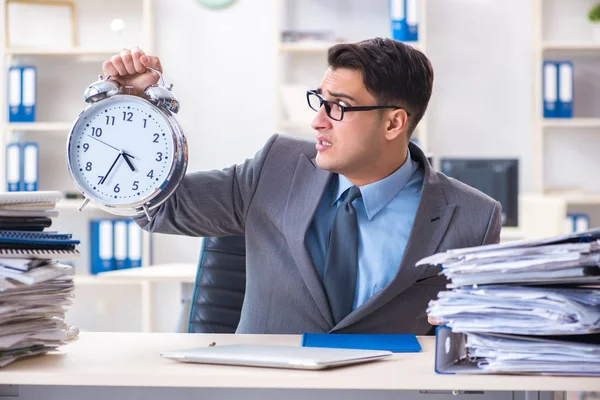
[82,143,89,152]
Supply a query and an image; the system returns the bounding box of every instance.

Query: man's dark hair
[328,37,434,136]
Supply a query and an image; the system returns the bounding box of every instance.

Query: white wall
[149,0,279,266]
[147,0,537,264]
[426,0,533,193]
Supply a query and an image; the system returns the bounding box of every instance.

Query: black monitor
[440,158,519,227]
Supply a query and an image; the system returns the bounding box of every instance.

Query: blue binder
[113,219,129,269]
[7,67,21,122]
[21,66,36,122]
[557,61,573,118]
[390,0,407,41]
[5,143,21,192]
[566,213,590,233]
[90,219,114,275]
[7,66,36,122]
[22,142,38,191]
[542,61,558,118]
[301,333,422,353]
[406,0,418,42]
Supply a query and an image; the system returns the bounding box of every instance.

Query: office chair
[187,236,246,333]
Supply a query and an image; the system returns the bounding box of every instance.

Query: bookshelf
[0,0,156,303]
[274,0,429,153]
[532,0,600,207]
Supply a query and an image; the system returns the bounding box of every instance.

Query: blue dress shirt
[306,149,424,310]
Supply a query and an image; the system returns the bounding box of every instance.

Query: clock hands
[87,134,136,163]
[99,151,122,185]
[122,152,136,172]
[88,134,120,152]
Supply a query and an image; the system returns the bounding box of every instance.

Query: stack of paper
[0,191,80,367]
[417,228,600,375]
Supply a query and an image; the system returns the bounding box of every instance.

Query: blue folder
[301,333,422,353]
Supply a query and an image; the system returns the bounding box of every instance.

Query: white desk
[96,264,197,332]
[0,333,597,400]
[96,263,197,283]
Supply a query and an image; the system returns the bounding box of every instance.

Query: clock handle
[146,67,166,87]
[143,67,180,113]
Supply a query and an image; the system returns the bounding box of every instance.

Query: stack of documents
[417,229,600,375]
[0,191,80,367]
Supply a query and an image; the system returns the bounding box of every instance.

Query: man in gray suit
[103,38,501,334]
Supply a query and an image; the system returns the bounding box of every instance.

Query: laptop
[160,344,393,370]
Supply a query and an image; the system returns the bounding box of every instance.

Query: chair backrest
[188,236,246,333]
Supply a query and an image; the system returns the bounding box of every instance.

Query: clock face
[67,96,175,207]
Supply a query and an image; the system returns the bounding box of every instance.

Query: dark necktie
[323,186,362,325]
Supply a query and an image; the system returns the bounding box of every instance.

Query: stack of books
[417,229,600,376]
[0,191,80,367]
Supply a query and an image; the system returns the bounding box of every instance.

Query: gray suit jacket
[135,134,502,334]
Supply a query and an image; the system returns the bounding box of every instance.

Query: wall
[149,0,279,266]
[145,0,535,330]
[426,0,533,194]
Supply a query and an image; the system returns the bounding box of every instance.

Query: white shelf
[278,41,340,54]
[542,118,600,128]
[7,122,73,132]
[56,199,87,210]
[500,227,524,242]
[547,193,600,205]
[541,41,600,51]
[56,199,112,213]
[5,47,119,57]
[73,275,142,286]
[278,41,422,54]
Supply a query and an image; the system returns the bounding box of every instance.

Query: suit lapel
[282,154,334,327]
[333,143,456,331]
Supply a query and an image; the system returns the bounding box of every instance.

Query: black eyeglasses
[306,89,411,122]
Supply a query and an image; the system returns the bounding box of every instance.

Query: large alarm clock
[66,68,188,221]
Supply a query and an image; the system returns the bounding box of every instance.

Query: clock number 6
[114,183,120,193]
